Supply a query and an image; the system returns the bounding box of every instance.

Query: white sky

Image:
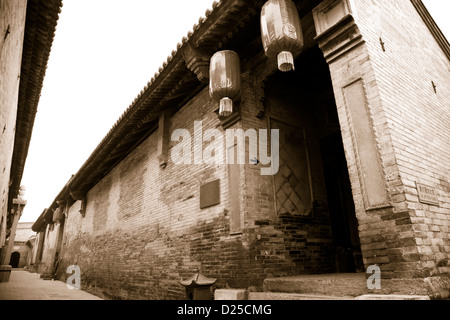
[19,0,450,223]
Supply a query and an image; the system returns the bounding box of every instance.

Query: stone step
[248,292,355,300]
[214,287,431,300]
[263,273,368,297]
[356,294,430,300]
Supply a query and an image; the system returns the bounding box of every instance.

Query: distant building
[9,222,36,268]
[34,0,450,299]
[0,0,62,279]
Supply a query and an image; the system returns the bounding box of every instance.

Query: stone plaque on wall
[343,79,389,209]
[200,179,220,209]
[416,182,439,206]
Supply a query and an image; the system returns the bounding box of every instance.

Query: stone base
[29,264,38,273]
[356,294,430,300]
[40,272,54,280]
[263,273,367,297]
[215,289,430,301]
[215,289,247,300]
[216,274,450,300]
[248,292,354,300]
[0,265,12,282]
[370,275,450,300]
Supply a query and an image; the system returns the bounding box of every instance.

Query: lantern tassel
[219,97,233,117]
[278,51,295,72]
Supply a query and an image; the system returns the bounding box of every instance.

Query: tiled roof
[66,0,267,198]
[410,0,450,60]
[14,223,36,242]
[41,0,320,207]
[66,0,449,201]
[8,0,63,216]
[90,1,223,154]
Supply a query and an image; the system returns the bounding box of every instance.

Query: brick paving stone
[0,269,103,300]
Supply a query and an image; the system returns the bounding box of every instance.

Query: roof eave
[410,0,450,61]
[8,0,63,215]
[66,0,264,199]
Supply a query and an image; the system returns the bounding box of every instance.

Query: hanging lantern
[209,50,241,117]
[260,0,304,72]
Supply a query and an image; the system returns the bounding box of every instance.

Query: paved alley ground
[0,269,102,300]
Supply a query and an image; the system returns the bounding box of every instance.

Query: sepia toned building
[8,222,36,269]
[33,0,449,299]
[0,0,62,281]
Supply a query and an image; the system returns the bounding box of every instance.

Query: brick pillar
[41,207,64,280]
[312,0,424,287]
[34,230,46,274]
[1,197,26,282]
[1,198,26,266]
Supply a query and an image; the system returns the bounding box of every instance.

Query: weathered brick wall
[30,231,44,273]
[353,0,450,277]
[321,0,450,279]
[38,221,61,275]
[0,0,27,253]
[53,0,450,299]
[58,88,241,299]
[55,202,81,276]
[326,36,414,278]
[57,71,341,299]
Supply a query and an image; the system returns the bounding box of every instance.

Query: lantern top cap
[211,50,239,56]
[180,272,217,287]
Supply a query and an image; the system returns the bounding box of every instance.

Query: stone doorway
[10,252,20,268]
[320,131,364,273]
[265,45,363,274]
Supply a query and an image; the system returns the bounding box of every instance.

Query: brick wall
[38,221,62,275]
[30,231,45,273]
[56,64,343,298]
[52,0,450,299]
[58,89,237,299]
[353,0,450,277]
[0,0,27,253]
[319,0,450,279]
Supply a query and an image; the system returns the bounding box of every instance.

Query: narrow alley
[0,269,102,300]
